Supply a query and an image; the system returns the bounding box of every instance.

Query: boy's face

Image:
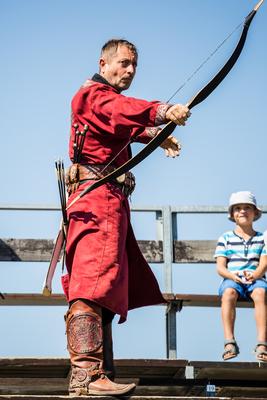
[232,203,256,225]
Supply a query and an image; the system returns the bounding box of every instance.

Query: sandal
[254,342,267,363]
[222,339,239,361]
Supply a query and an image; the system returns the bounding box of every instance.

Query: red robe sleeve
[73,82,170,139]
[131,127,162,144]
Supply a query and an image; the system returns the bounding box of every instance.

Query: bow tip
[42,286,52,297]
[254,0,264,12]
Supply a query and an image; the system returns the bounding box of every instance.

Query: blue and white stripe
[214,230,267,272]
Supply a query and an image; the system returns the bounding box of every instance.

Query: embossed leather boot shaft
[66,300,103,370]
[66,300,135,396]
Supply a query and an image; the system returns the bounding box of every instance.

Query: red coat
[65,75,168,322]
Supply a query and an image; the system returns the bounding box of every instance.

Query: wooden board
[0,293,253,308]
[0,239,217,263]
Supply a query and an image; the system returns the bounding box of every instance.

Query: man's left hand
[160,135,181,158]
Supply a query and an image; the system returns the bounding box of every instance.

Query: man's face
[99,45,137,92]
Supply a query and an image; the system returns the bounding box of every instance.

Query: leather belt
[78,164,116,180]
[65,163,135,197]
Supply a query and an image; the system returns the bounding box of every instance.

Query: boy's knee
[222,288,238,303]
[251,288,266,303]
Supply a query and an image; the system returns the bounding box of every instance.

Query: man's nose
[126,64,135,74]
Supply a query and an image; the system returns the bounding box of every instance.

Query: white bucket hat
[228,191,262,222]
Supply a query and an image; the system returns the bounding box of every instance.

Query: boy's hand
[231,272,243,284]
[243,270,260,283]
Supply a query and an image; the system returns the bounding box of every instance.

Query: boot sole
[89,385,136,396]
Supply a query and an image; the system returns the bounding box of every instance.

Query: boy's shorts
[219,278,267,300]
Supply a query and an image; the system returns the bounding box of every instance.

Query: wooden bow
[67,0,264,210]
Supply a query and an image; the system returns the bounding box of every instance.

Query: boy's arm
[245,255,267,282]
[216,256,243,283]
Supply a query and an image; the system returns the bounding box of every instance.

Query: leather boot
[103,321,115,380]
[65,300,136,396]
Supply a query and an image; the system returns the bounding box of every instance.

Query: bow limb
[188,0,264,109]
[67,0,263,210]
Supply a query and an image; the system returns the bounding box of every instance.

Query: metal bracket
[165,300,183,359]
[185,365,195,379]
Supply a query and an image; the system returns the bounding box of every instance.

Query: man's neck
[92,73,121,92]
[92,73,111,86]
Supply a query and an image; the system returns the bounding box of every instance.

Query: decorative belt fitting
[65,164,135,197]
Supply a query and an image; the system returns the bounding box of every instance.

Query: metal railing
[1,204,267,359]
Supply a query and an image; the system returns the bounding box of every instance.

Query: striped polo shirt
[214,230,267,272]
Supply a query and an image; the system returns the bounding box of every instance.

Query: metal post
[162,206,177,359]
[155,210,163,242]
[162,206,173,293]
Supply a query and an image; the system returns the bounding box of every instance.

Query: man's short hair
[101,39,138,60]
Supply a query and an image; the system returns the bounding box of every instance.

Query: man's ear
[99,58,107,73]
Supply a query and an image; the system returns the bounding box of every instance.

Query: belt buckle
[116,173,126,184]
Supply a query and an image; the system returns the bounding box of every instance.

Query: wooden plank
[0,239,217,263]
[0,397,265,400]
[136,241,163,263]
[0,239,164,263]
[218,386,267,397]
[0,381,202,397]
[173,240,216,263]
[3,358,266,380]
[174,294,254,309]
[0,294,67,306]
[0,293,252,308]
[0,396,235,400]
[0,239,56,262]
[0,358,70,378]
[190,360,267,380]
[0,358,187,379]
[0,294,174,306]
[1,358,267,397]
[0,377,67,395]
[114,359,188,379]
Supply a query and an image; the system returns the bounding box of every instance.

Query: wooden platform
[0,358,266,398]
[1,397,267,400]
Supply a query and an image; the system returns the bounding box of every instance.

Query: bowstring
[166,21,243,103]
[105,20,244,172]
[77,21,244,179]
[98,139,132,174]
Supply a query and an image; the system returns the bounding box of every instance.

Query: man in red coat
[64,39,191,396]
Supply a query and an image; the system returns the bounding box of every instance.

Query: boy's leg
[221,287,239,359]
[250,288,267,361]
[221,287,238,341]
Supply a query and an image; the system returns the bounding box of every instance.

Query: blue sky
[0,0,266,362]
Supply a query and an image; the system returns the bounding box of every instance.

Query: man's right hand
[166,104,191,126]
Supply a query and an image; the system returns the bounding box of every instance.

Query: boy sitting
[215,191,267,362]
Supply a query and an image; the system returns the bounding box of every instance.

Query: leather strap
[79,164,116,180]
